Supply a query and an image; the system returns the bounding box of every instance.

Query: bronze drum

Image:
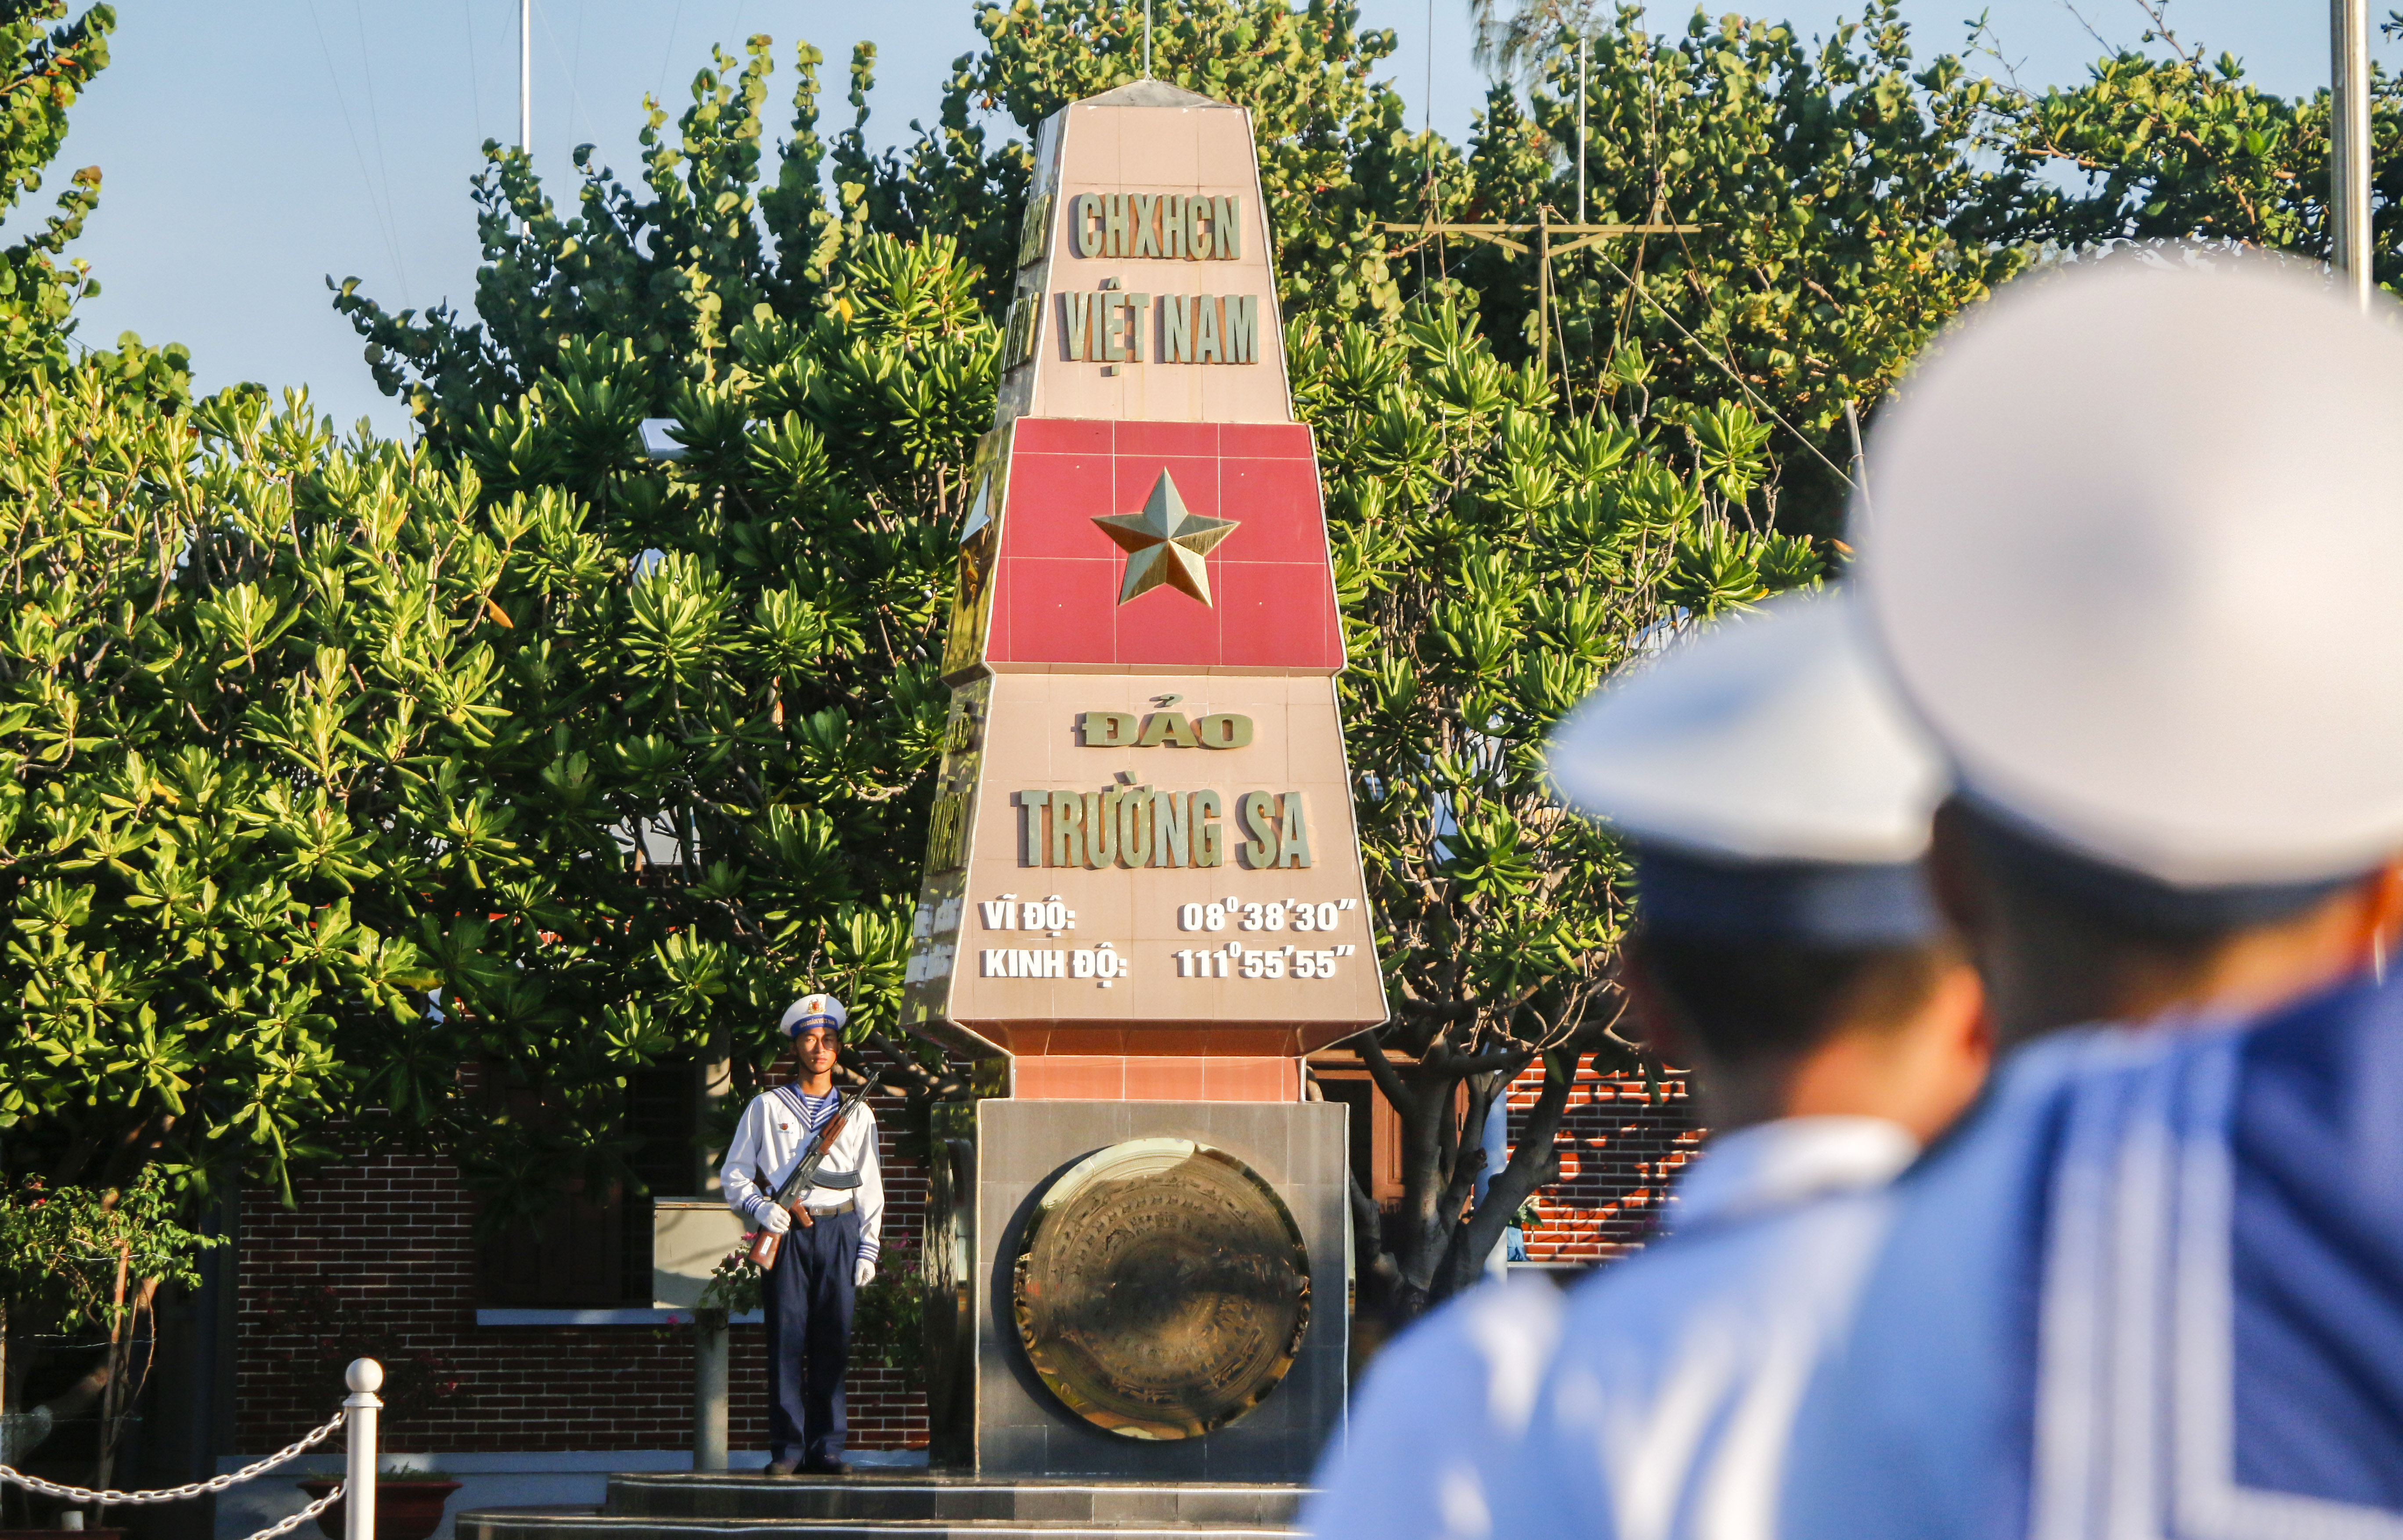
[1011,1137,1310,1440]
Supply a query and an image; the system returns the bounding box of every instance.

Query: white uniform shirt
[1309,1117,1917,1540]
[1302,1272,1566,1540]
[719,1084,885,1263]
[1484,1116,1920,1540]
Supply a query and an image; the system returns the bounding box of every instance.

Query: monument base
[924,1100,1348,1480]
[458,1469,1308,1540]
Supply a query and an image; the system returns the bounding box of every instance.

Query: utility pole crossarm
[1375,222,1706,259]
[1378,221,1705,238]
[1383,224,1529,256]
[1548,227,1706,256]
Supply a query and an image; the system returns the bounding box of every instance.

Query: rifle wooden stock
[740,1069,880,1273]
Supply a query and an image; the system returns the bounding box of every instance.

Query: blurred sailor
[1305,588,1987,1540]
[722,993,885,1476]
[1759,256,2403,1540]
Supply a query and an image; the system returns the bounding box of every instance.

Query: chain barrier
[0,1408,346,1504]
[236,1482,347,1540]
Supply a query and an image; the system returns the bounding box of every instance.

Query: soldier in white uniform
[1304,589,1989,1540]
[1767,258,2403,1539]
[1501,258,2403,1540]
[720,993,884,1476]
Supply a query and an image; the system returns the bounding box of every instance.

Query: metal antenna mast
[2332,0,2371,309]
[519,0,532,156]
[1576,34,1588,225]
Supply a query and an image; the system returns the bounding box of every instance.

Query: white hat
[1545,590,1948,943]
[1547,588,1946,865]
[1855,257,2403,888]
[779,994,848,1036]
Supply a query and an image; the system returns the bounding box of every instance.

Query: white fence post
[343,1360,382,1540]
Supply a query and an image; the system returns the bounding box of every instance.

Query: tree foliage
[0,0,117,387]
[2,228,1000,1221]
[15,0,2403,1331]
[1295,301,1815,1310]
[0,1168,217,1495]
[954,0,1435,318]
[1424,2,2031,532]
[1968,3,2403,290]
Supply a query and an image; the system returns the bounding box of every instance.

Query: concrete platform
[453,1470,1308,1540]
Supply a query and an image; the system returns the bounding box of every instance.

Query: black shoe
[801,1458,851,1476]
[765,1457,800,1476]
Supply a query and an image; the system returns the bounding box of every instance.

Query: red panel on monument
[990,419,1342,672]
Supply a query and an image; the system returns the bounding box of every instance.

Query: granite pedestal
[923,1100,1348,1481]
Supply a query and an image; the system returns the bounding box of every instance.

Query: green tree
[0,0,115,387]
[319,9,1866,1282]
[1438,2,2030,534]
[0,1171,218,1484]
[0,29,990,1213]
[2,250,996,1229]
[1,369,514,1200]
[1297,302,1819,1313]
[417,234,998,1207]
[320,38,1024,1201]
[1970,4,2403,288]
[335,36,859,440]
[950,0,1441,318]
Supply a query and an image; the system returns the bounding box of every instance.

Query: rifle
[746,1067,884,1270]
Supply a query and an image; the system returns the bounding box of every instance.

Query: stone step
[455,1510,1301,1540]
[592,1474,1304,1528]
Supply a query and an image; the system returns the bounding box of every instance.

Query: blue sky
[33,0,2375,433]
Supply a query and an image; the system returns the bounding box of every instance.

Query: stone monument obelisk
[902,78,1384,1481]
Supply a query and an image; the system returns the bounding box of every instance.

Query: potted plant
[295,1479,462,1540]
[260,1288,462,1540]
[0,1173,218,1536]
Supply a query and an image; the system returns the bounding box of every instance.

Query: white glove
[854,1257,876,1288]
[759,1204,792,1236]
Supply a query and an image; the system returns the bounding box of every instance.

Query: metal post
[518,0,532,157]
[343,1360,382,1540]
[1537,206,1551,379]
[1143,0,1152,77]
[2332,0,2372,308]
[1576,36,1588,227]
[691,1033,732,1474]
[1844,397,1871,518]
[692,1311,729,1473]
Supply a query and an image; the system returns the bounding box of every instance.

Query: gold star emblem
[1091,470,1239,606]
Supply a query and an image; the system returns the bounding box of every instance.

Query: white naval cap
[779,993,848,1036]
[1548,588,1946,864]
[1855,257,2403,891]
[1546,589,1948,943]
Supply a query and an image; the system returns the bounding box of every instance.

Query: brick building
[209,1058,1692,1540]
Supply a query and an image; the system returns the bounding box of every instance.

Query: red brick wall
[233,1094,928,1455]
[233,1073,1683,1455]
[1507,1060,1700,1264]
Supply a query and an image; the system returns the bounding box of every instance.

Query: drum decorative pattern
[1010,1138,1310,1439]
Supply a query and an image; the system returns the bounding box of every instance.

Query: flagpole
[1576,35,1588,226]
[2332,0,2371,309]
[520,0,532,157]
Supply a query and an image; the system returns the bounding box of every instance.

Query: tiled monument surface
[901,81,1386,1071]
[898,79,1374,1482]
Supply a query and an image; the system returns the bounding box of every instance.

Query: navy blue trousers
[763,1207,858,1465]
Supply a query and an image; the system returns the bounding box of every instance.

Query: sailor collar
[1666,1115,1919,1236]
